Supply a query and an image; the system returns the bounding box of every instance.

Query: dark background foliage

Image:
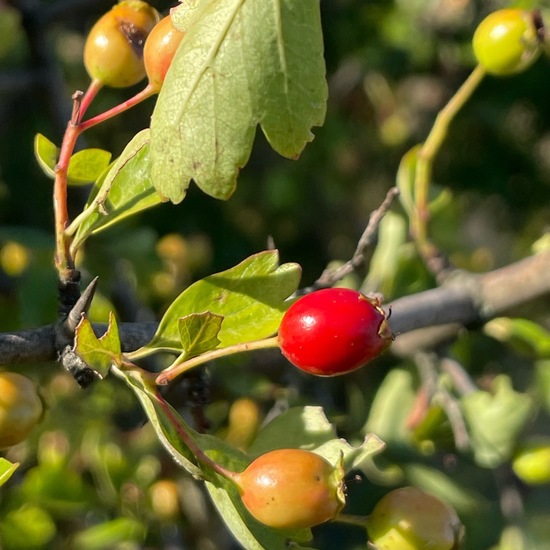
[0,0,549,548]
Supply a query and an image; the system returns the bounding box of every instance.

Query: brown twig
[0,249,548,366]
[299,187,400,294]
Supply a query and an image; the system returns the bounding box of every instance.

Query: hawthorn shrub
[0,1,549,549]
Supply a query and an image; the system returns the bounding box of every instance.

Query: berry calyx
[144,14,186,92]
[232,448,346,529]
[366,487,464,550]
[0,372,44,448]
[278,288,392,376]
[472,9,542,76]
[84,1,160,88]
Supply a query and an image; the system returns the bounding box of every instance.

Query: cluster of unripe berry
[83,0,185,91]
[82,2,547,97]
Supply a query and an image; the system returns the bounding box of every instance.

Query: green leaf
[363,211,408,297]
[72,518,146,550]
[151,0,327,202]
[34,133,58,179]
[248,406,338,456]
[113,367,205,478]
[404,462,485,515]
[0,506,56,549]
[484,317,550,358]
[461,375,533,468]
[66,148,112,186]
[72,130,163,249]
[364,368,417,443]
[0,458,18,487]
[205,476,314,550]
[113,366,313,550]
[137,250,300,356]
[33,133,112,185]
[74,312,122,379]
[178,312,223,360]
[396,144,420,216]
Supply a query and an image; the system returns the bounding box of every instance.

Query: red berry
[233,448,345,529]
[144,14,186,92]
[278,288,392,376]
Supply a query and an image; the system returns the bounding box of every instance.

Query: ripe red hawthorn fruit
[0,372,44,448]
[366,487,464,550]
[84,1,160,88]
[233,448,346,529]
[143,14,186,92]
[278,287,393,376]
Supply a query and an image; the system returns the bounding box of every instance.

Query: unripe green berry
[472,9,542,76]
[84,1,160,88]
[512,438,550,485]
[367,487,464,550]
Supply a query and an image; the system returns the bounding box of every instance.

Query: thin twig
[299,187,400,294]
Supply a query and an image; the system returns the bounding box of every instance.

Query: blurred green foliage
[0,0,549,549]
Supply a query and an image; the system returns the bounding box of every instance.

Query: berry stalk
[411,65,485,267]
[153,336,280,385]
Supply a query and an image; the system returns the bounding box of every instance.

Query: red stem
[152,388,237,481]
[79,84,157,132]
[52,81,156,281]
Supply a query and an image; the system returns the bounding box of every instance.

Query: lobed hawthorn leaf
[113,366,314,550]
[72,130,163,250]
[74,312,122,379]
[150,0,327,202]
[461,375,533,468]
[135,250,301,357]
[248,406,385,473]
[33,133,112,185]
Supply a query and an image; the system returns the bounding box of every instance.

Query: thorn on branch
[56,276,99,387]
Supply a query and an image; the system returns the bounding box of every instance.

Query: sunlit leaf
[72,130,163,250]
[178,312,223,360]
[364,211,408,297]
[249,406,338,456]
[405,463,485,514]
[33,133,112,185]
[66,148,112,186]
[151,0,327,202]
[72,518,146,550]
[34,133,58,179]
[0,505,55,548]
[135,250,300,356]
[396,144,420,216]
[113,366,314,550]
[0,458,18,487]
[461,375,533,468]
[74,312,122,379]
[484,317,550,358]
[248,406,384,474]
[364,368,417,443]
